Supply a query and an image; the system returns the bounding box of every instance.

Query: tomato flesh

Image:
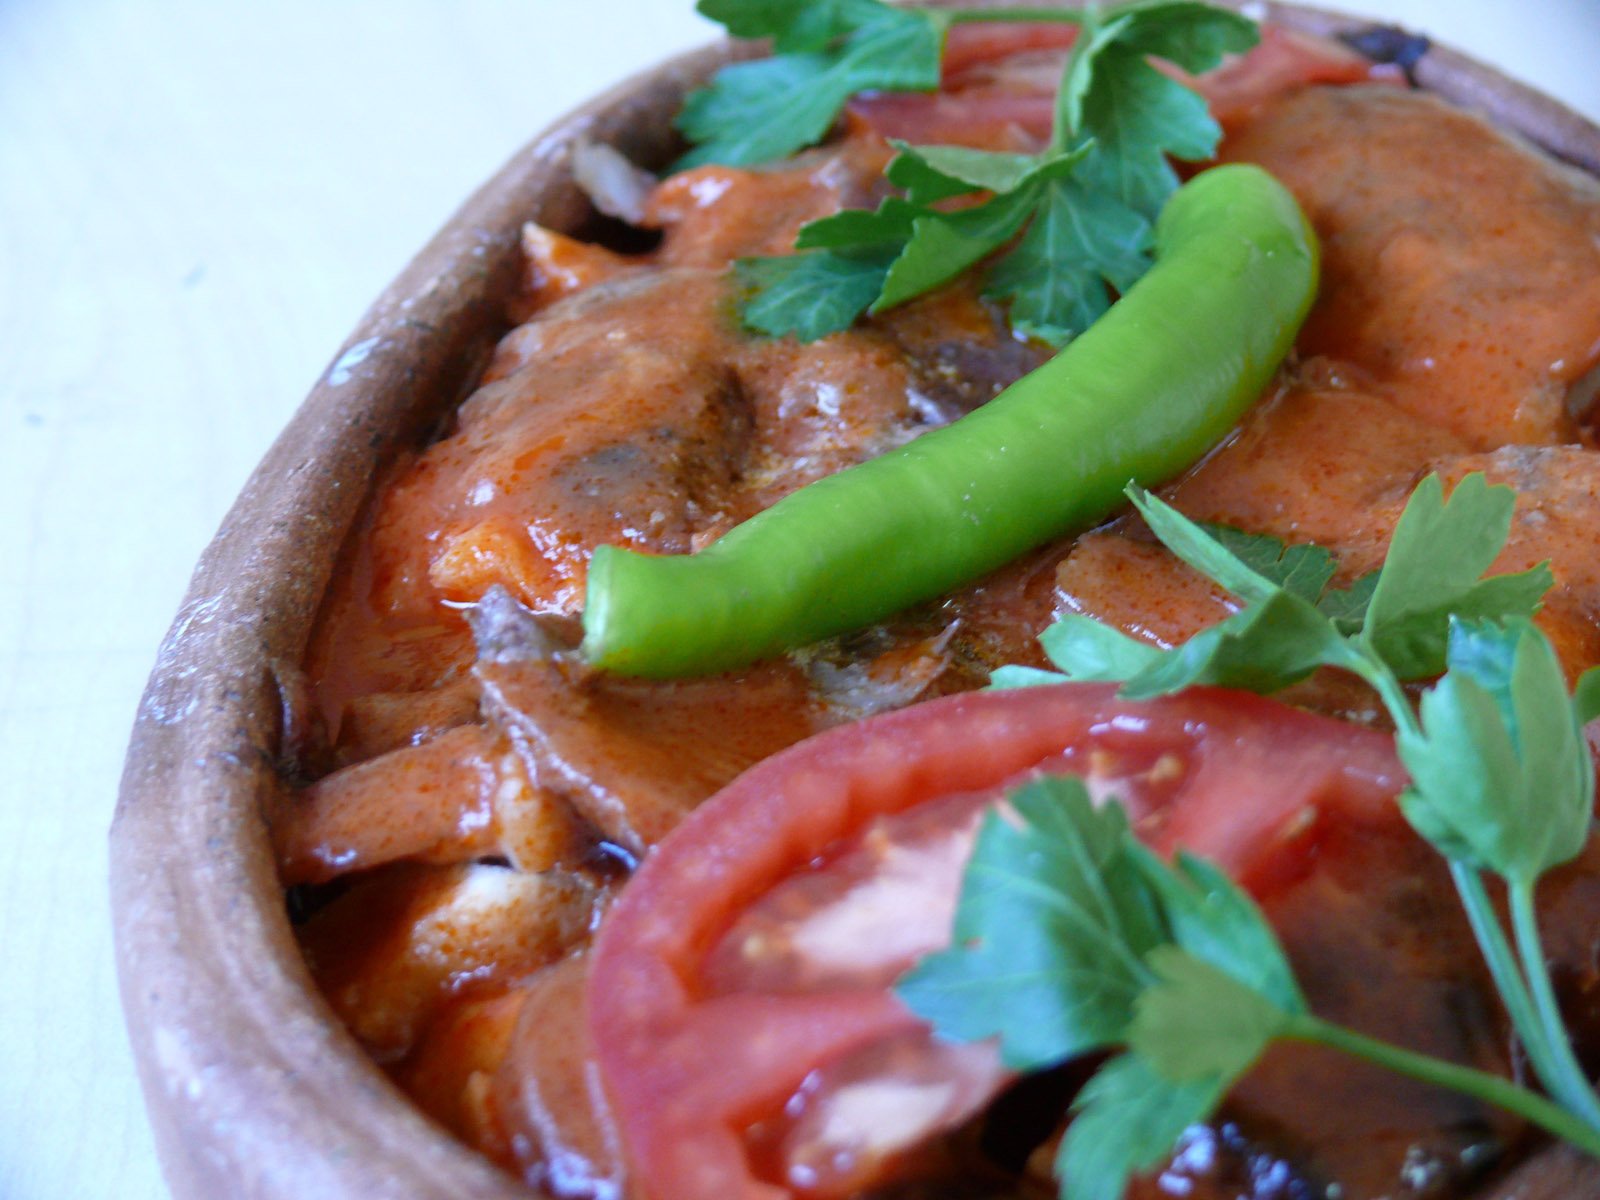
[588,684,1403,1199]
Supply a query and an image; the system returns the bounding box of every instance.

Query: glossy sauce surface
[282,37,1600,1200]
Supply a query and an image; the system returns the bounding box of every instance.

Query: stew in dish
[271,8,1600,1198]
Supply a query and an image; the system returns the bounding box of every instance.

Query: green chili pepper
[581,164,1319,678]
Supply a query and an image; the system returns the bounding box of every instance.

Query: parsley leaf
[1131,947,1292,1079]
[1114,591,1344,700]
[902,779,1307,1198]
[1316,569,1380,633]
[1398,618,1594,883]
[984,176,1153,344]
[696,0,888,52]
[889,141,1044,198]
[876,150,1089,311]
[1037,616,1163,682]
[896,777,1165,1069]
[1129,847,1304,1015]
[1001,474,1555,700]
[1056,1054,1223,1200]
[1359,473,1553,679]
[986,663,1084,689]
[742,143,1090,338]
[678,0,947,169]
[1576,665,1600,725]
[733,250,894,342]
[1199,522,1336,602]
[1065,44,1216,216]
[730,1,1258,343]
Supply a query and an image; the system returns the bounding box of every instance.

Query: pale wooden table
[1,2,1594,1197]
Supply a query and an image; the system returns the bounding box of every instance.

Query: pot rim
[110,7,1600,1198]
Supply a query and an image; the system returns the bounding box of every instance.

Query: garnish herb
[910,472,1600,1193]
[680,0,950,170]
[685,0,1258,344]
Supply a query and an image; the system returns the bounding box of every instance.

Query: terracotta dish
[112,3,1600,1198]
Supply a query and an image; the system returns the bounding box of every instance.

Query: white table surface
[2,2,1595,1197]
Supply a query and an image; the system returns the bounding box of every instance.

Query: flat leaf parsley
[685,0,1258,344]
[680,0,948,169]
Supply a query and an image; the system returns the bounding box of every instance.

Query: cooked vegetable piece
[582,164,1317,677]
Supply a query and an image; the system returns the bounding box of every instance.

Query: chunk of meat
[466,555,1070,859]
[647,138,891,266]
[1055,532,1238,650]
[495,953,630,1200]
[470,588,829,855]
[723,325,959,518]
[389,987,529,1170]
[1217,815,1519,1199]
[1223,86,1600,448]
[1169,371,1470,557]
[1398,446,1600,677]
[299,862,593,1062]
[1127,830,1600,1200]
[872,286,1050,421]
[273,722,583,884]
[378,270,751,621]
[511,224,639,319]
[334,676,480,764]
[930,542,1066,684]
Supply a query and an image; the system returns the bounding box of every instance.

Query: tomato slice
[849,26,1381,150]
[587,683,1403,1199]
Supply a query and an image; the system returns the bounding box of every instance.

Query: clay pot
[111,5,1600,1198]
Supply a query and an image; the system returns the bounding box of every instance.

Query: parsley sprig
[682,0,1088,169]
[680,0,952,169]
[686,0,1258,344]
[903,473,1600,1195]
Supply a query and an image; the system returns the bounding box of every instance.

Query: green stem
[1451,864,1570,1104]
[1510,879,1600,1126]
[944,8,1088,24]
[1337,642,1600,1126]
[1342,643,1422,740]
[1286,1014,1600,1158]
